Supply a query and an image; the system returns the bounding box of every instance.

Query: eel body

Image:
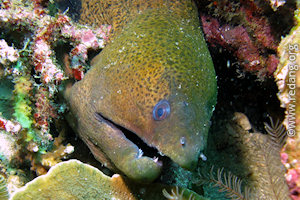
[66,0,217,182]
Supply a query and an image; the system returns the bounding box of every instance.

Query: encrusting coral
[274,2,299,136]
[0,39,18,66]
[0,0,110,177]
[274,4,300,199]
[281,132,300,200]
[0,131,20,165]
[0,117,20,135]
[9,159,207,200]
[198,0,295,78]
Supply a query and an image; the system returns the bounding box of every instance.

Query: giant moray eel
[65,0,217,182]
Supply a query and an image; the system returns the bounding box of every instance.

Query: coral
[0,0,110,91]
[200,0,283,78]
[0,0,109,176]
[281,133,300,200]
[6,170,29,196]
[12,75,55,153]
[61,23,111,80]
[0,131,20,164]
[32,38,65,85]
[33,86,57,138]
[9,160,207,200]
[0,174,8,200]
[269,0,286,11]
[274,5,300,198]
[0,116,21,135]
[274,3,300,136]
[12,76,33,134]
[0,39,19,65]
[28,132,74,176]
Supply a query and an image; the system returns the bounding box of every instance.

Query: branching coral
[28,132,74,175]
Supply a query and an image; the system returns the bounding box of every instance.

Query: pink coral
[0,0,110,154]
[33,39,65,84]
[200,0,280,77]
[281,152,289,164]
[62,23,111,80]
[0,116,21,134]
[33,87,57,137]
[202,17,255,68]
[286,168,300,200]
[281,134,300,199]
[286,169,299,185]
[0,39,19,65]
[0,0,110,84]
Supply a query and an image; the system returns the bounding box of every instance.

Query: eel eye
[153,100,170,121]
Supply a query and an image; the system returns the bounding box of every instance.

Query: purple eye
[153,100,170,121]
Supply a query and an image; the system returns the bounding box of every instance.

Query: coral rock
[10,160,206,200]
[0,131,20,164]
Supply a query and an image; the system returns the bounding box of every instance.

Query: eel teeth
[137,148,143,158]
[153,157,159,162]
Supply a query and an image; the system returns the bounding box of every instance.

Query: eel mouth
[95,112,164,162]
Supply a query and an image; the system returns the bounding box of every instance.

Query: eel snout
[93,112,163,182]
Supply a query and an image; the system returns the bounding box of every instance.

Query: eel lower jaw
[95,112,163,165]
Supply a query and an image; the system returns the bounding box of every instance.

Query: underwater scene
[0,0,299,199]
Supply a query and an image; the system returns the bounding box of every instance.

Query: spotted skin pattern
[66,1,217,182]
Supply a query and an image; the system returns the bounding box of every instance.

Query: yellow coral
[10,160,207,200]
[13,76,33,130]
[13,76,32,95]
[28,133,74,176]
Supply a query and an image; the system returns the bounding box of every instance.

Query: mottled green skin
[67,7,217,182]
